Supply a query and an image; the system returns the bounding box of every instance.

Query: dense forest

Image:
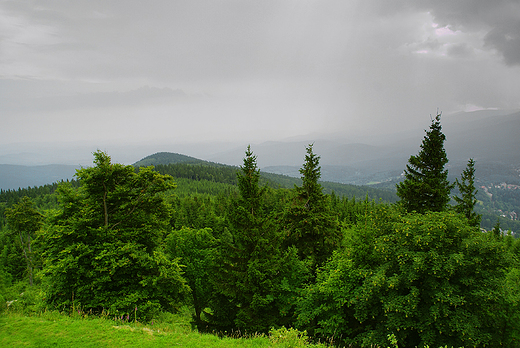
[2,115,520,347]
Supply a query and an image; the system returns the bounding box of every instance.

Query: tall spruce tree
[454,158,481,228]
[208,146,283,333]
[396,114,454,213]
[286,144,340,273]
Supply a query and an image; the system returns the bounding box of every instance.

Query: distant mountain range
[206,110,520,186]
[0,109,518,190]
[0,164,79,191]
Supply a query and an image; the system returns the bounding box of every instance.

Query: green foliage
[209,146,276,332]
[133,151,205,167]
[397,114,454,213]
[269,326,310,348]
[454,158,481,227]
[493,218,502,238]
[154,162,239,186]
[1,280,45,314]
[168,194,228,235]
[165,227,218,329]
[0,226,25,284]
[151,155,398,203]
[321,181,398,203]
[0,181,68,205]
[285,144,342,273]
[208,146,307,334]
[166,177,237,197]
[5,197,42,286]
[39,151,189,320]
[297,205,519,347]
[3,144,520,346]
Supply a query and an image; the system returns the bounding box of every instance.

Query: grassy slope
[0,311,310,348]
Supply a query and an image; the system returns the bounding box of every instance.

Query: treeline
[2,115,520,347]
[154,163,238,185]
[0,180,80,228]
[152,162,397,202]
[0,180,79,205]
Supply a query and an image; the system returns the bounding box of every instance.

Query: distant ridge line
[132,151,231,168]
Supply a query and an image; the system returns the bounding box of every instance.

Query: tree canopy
[396,114,454,213]
[5,197,42,286]
[454,158,481,228]
[297,206,520,347]
[285,144,341,273]
[2,135,519,347]
[39,151,189,319]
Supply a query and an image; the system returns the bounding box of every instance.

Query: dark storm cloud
[484,22,520,66]
[380,0,520,65]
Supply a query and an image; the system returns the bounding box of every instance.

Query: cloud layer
[1,0,519,163]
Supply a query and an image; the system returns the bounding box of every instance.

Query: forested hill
[0,152,397,211]
[134,152,398,202]
[133,152,210,167]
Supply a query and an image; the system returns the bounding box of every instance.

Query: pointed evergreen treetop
[296,143,324,206]
[237,145,263,215]
[454,158,481,228]
[396,113,454,213]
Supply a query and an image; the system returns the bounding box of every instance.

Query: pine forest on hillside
[2,115,520,347]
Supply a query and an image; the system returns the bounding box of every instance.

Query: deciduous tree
[5,197,42,286]
[165,227,217,329]
[297,206,520,347]
[40,151,188,319]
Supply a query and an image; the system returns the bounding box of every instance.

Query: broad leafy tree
[40,151,189,319]
[165,227,217,329]
[5,197,42,286]
[297,205,520,347]
[396,114,454,213]
[454,158,481,227]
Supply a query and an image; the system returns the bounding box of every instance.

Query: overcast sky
[1,0,520,164]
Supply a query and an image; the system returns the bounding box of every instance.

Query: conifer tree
[286,144,340,272]
[396,114,454,213]
[209,146,283,333]
[492,218,502,238]
[454,158,481,227]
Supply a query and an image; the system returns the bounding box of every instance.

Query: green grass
[0,310,325,348]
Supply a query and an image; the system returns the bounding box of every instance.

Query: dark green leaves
[40,151,188,319]
[454,158,481,227]
[297,207,517,347]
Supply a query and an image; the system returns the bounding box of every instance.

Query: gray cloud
[447,43,474,58]
[399,0,520,65]
[0,85,188,114]
[484,22,520,65]
[0,0,519,162]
